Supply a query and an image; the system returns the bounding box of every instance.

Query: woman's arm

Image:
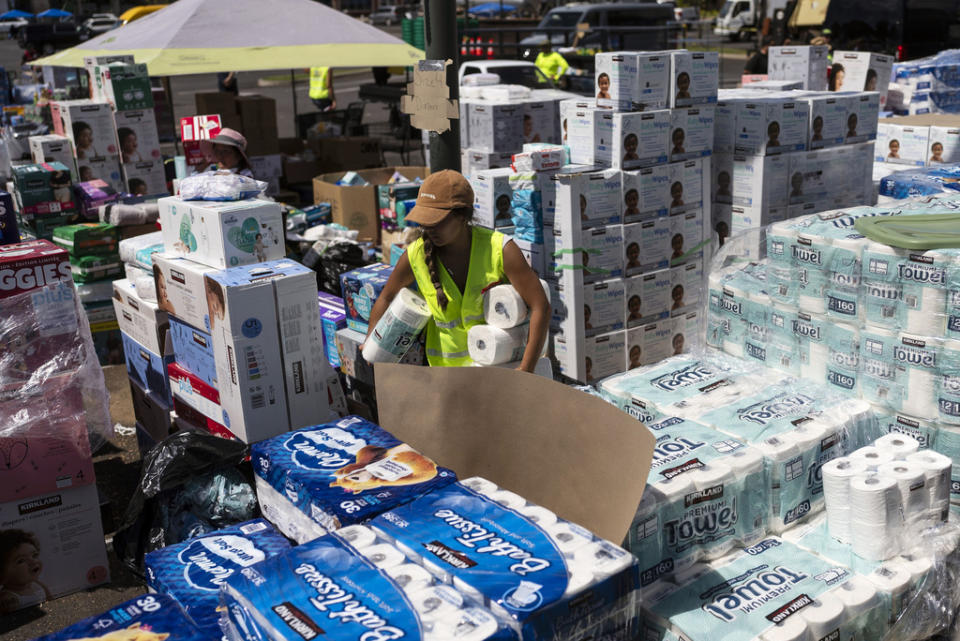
[502,241,550,373]
[362,252,416,348]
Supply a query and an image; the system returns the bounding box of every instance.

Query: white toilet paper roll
[409,585,465,622]
[833,576,879,618]
[727,446,765,476]
[452,576,485,604]
[849,446,896,469]
[760,616,810,641]
[468,324,528,366]
[877,461,929,519]
[867,564,913,623]
[393,539,423,564]
[851,475,903,561]
[135,276,156,301]
[822,457,871,543]
[431,608,501,641]
[875,433,921,459]
[461,477,498,495]
[362,287,432,363]
[489,490,527,511]
[362,543,406,569]
[799,598,845,640]
[420,555,451,584]
[905,450,952,506]
[563,571,594,598]
[336,524,377,549]
[545,521,594,555]
[519,505,558,528]
[386,563,434,594]
[573,540,633,578]
[359,341,397,364]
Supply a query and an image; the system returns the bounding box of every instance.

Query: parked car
[18,21,81,54]
[81,13,118,38]
[0,16,30,38]
[459,59,581,97]
[519,2,677,51]
[369,4,408,25]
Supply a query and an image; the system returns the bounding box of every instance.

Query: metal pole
[424,0,460,172]
[164,75,179,154]
[290,69,299,136]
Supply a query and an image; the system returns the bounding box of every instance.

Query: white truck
[714,0,788,41]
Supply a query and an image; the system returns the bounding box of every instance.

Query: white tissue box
[622,165,671,224]
[568,107,615,166]
[468,102,524,153]
[669,106,715,162]
[609,110,671,169]
[471,167,515,230]
[769,45,829,90]
[669,50,719,108]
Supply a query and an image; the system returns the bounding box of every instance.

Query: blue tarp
[468,2,517,17]
[37,8,72,18]
[0,10,33,19]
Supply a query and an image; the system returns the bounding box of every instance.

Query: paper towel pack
[252,415,457,536]
[144,519,291,635]
[371,480,641,641]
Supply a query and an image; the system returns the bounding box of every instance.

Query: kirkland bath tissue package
[628,416,769,586]
[641,537,887,641]
[371,479,642,641]
[144,519,291,636]
[252,415,457,538]
[219,527,517,641]
[34,594,204,641]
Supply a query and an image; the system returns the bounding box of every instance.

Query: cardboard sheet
[375,363,654,543]
[402,59,459,134]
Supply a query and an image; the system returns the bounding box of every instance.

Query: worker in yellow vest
[309,66,335,112]
[364,170,549,371]
[535,42,568,84]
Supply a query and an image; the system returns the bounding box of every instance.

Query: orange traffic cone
[461,37,468,57]
[486,38,494,59]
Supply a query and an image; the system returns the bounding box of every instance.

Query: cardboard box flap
[375,363,654,543]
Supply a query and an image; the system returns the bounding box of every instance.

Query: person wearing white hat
[200,128,254,178]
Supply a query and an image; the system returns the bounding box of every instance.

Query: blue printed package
[144,519,291,636]
[340,263,393,333]
[628,416,768,587]
[33,594,204,641]
[371,480,642,641]
[122,330,173,403]
[318,291,346,369]
[220,527,517,641]
[252,415,457,537]
[641,538,881,641]
[168,316,217,387]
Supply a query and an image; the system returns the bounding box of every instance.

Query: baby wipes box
[144,519,291,636]
[32,594,202,641]
[622,165,671,223]
[340,262,394,334]
[669,51,719,108]
[769,45,829,91]
[568,107,615,166]
[0,484,109,613]
[152,253,220,332]
[627,416,768,587]
[669,107,715,163]
[220,528,516,641]
[157,196,284,269]
[251,415,457,536]
[168,361,222,428]
[610,110,671,169]
[371,480,642,641]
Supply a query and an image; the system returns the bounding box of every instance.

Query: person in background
[217,72,238,95]
[535,42,568,84]
[744,36,773,75]
[309,66,336,112]
[364,170,549,372]
[200,128,254,178]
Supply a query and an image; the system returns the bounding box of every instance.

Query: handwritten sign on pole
[401,59,459,134]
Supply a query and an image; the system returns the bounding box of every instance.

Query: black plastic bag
[317,240,368,295]
[113,431,256,574]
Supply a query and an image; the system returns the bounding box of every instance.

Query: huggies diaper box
[251,415,457,538]
[158,196,284,269]
[371,479,642,641]
[220,527,516,641]
[0,239,71,300]
[340,262,393,334]
[144,519,291,636]
[33,594,202,641]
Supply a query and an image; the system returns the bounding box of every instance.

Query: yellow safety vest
[309,67,330,100]
[407,226,505,367]
[535,51,568,82]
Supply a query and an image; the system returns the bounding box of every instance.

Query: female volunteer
[364,170,550,373]
[200,128,255,178]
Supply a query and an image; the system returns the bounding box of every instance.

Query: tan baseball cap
[405,170,475,226]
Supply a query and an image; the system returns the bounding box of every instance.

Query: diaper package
[371,479,642,641]
[144,519,291,636]
[340,262,394,334]
[252,415,457,540]
[220,527,517,641]
[34,594,204,641]
[628,416,768,586]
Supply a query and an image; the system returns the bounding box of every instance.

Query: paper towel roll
[461,477,498,495]
[862,242,905,325]
[690,462,733,490]
[757,435,801,462]
[468,324,528,366]
[651,473,696,504]
[432,608,501,641]
[795,312,829,384]
[760,616,810,641]
[545,521,594,555]
[336,524,377,549]
[833,576,879,618]
[799,597,845,640]
[866,564,913,623]
[876,433,922,459]
[409,585,465,622]
[482,280,551,329]
[574,540,633,578]
[902,249,949,336]
[488,489,527,510]
[939,338,960,425]
[520,505,558,528]
[362,287,431,363]
[727,447,765,476]
[362,543,406,569]
[896,554,933,585]
[905,450,952,506]
[860,324,904,409]
[387,563,434,594]
[135,276,156,301]
[896,332,941,419]
[787,420,830,453]
[877,461,928,519]
[671,563,711,586]
[794,233,830,315]
[849,446,896,469]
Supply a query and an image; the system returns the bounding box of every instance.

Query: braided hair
[418,206,474,311]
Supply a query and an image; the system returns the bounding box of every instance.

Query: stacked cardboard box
[12,162,77,240]
[194,92,280,156]
[51,100,123,193]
